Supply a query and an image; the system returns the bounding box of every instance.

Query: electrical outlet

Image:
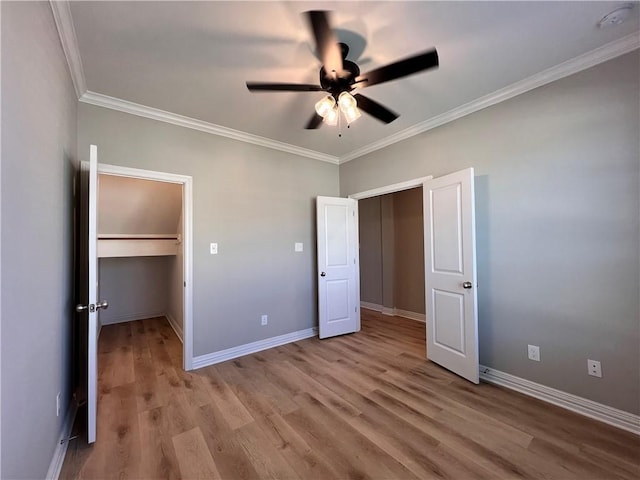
[56,392,61,417]
[261,314,268,326]
[210,243,218,255]
[527,344,540,362]
[588,359,602,378]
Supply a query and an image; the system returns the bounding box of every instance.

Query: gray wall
[1,2,78,478]
[77,103,340,356]
[98,257,170,325]
[341,52,640,414]
[358,189,425,314]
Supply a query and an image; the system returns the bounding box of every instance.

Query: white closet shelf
[98,234,181,258]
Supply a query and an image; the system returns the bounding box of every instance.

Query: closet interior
[97,173,185,342]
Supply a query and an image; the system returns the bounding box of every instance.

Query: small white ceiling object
[599,4,635,28]
[64,1,640,161]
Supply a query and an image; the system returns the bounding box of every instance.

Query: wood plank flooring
[60,311,639,479]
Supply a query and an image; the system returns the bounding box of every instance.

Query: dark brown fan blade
[354,49,438,88]
[305,112,323,129]
[246,82,325,92]
[353,94,399,124]
[305,11,343,78]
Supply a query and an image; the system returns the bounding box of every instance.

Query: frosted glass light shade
[338,91,361,124]
[315,95,336,117]
[324,106,339,126]
[338,91,357,111]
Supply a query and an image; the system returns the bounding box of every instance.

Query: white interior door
[317,196,360,339]
[424,168,479,383]
[77,145,107,443]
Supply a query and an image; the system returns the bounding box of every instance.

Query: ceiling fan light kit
[246,10,439,133]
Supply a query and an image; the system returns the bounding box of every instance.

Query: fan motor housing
[320,59,360,95]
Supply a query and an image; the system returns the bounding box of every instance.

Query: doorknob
[462,281,473,289]
[320,272,326,277]
[75,301,109,313]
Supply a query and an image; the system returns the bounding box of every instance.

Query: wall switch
[294,242,303,252]
[261,315,268,326]
[56,392,61,417]
[588,359,602,378]
[210,243,218,255]
[527,344,540,362]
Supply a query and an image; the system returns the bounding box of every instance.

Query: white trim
[100,310,167,326]
[360,303,426,323]
[393,308,426,323]
[479,365,640,435]
[349,176,432,200]
[49,1,86,99]
[165,312,184,344]
[97,163,194,371]
[339,34,640,164]
[360,301,383,312]
[192,327,317,370]
[46,399,78,480]
[49,5,636,167]
[81,91,340,165]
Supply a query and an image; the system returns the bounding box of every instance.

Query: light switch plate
[210,243,218,255]
[294,242,303,252]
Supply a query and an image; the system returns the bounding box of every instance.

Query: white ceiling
[65,1,640,161]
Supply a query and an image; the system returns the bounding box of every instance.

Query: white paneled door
[317,196,360,339]
[77,145,107,443]
[424,168,479,383]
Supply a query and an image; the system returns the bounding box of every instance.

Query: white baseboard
[360,301,383,312]
[479,365,640,435]
[360,303,426,323]
[192,327,317,370]
[100,310,166,325]
[393,308,426,323]
[165,312,184,343]
[46,399,78,480]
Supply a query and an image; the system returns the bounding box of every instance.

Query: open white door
[424,168,479,383]
[317,196,360,339]
[76,145,107,443]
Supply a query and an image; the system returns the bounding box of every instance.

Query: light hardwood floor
[60,310,639,479]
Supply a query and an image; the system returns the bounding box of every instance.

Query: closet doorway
[351,177,431,325]
[97,164,193,370]
[350,170,479,384]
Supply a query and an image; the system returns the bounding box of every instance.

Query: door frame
[98,163,195,370]
[348,176,432,315]
[348,175,432,313]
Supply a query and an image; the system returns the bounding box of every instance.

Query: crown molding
[80,92,340,164]
[339,33,640,164]
[55,0,637,168]
[49,0,86,99]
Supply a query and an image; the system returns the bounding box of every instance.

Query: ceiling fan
[246,11,439,129]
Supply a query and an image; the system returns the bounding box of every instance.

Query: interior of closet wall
[97,174,184,341]
[358,186,425,316]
